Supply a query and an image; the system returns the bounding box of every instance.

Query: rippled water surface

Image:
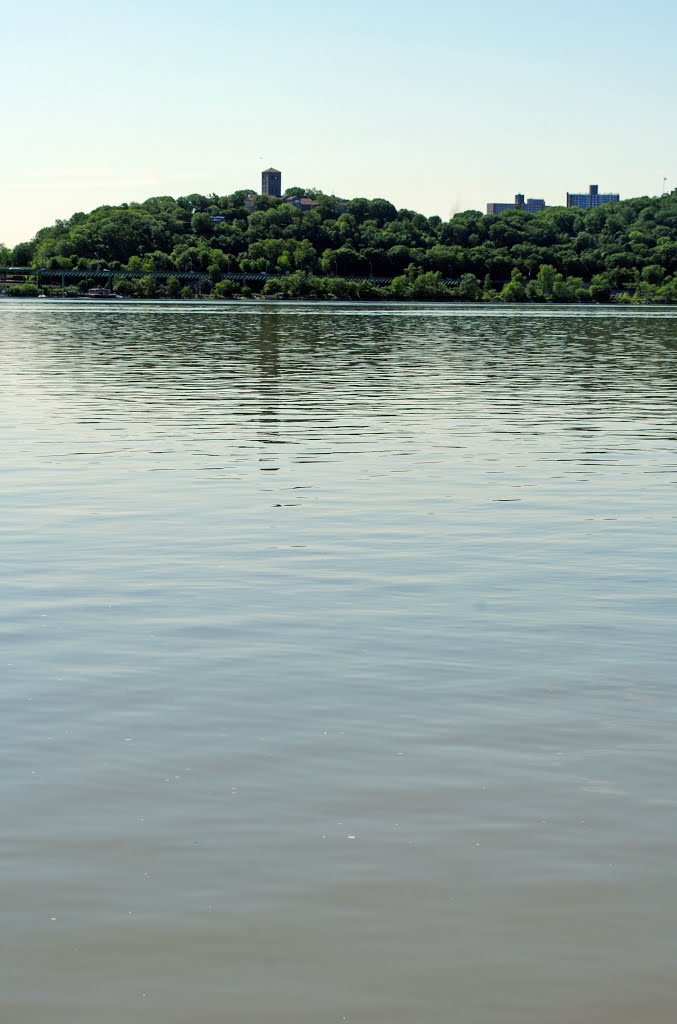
[2,301,677,1024]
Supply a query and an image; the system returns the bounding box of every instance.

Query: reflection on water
[2,302,677,1024]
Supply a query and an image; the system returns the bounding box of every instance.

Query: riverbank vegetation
[4,187,677,302]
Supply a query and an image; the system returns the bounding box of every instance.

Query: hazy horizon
[2,0,676,247]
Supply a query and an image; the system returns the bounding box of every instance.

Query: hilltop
[3,187,677,302]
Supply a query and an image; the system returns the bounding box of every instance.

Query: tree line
[3,187,677,302]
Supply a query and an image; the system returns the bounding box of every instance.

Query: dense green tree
[642,264,666,284]
[136,274,158,298]
[11,241,35,265]
[8,185,677,303]
[165,275,182,298]
[8,282,39,296]
[500,268,527,302]
[457,273,483,301]
[213,279,238,298]
[657,277,677,302]
[589,273,613,302]
[191,212,214,236]
[112,276,136,296]
[552,274,585,302]
[526,264,558,302]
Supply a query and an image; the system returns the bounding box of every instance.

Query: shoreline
[1,295,675,309]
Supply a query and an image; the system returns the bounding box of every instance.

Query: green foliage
[8,282,39,296]
[482,274,497,301]
[457,273,483,301]
[165,275,182,298]
[213,279,238,299]
[500,269,527,303]
[136,274,158,298]
[7,187,677,303]
[11,241,35,265]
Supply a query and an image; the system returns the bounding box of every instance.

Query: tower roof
[263,167,281,174]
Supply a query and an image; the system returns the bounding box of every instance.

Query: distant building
[566,184,619,209]
[486,193,546,215]
[282,195,350,214]
[283,195,317,211]
[262,167,282,197]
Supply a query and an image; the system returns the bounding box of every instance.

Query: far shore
[1,294,673,309]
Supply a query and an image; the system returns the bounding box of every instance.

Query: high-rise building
[566,184,619,209]
[486,193,546,215]
[261,167,282,198]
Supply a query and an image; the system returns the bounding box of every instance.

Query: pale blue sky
[2,0,675,244]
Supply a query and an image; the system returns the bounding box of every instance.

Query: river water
[2,301,676,1024]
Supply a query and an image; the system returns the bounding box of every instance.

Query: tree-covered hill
[4,187,677,302]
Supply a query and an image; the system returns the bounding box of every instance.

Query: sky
[1,0,676,245]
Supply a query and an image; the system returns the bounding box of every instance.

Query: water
[2,301,676,1024]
